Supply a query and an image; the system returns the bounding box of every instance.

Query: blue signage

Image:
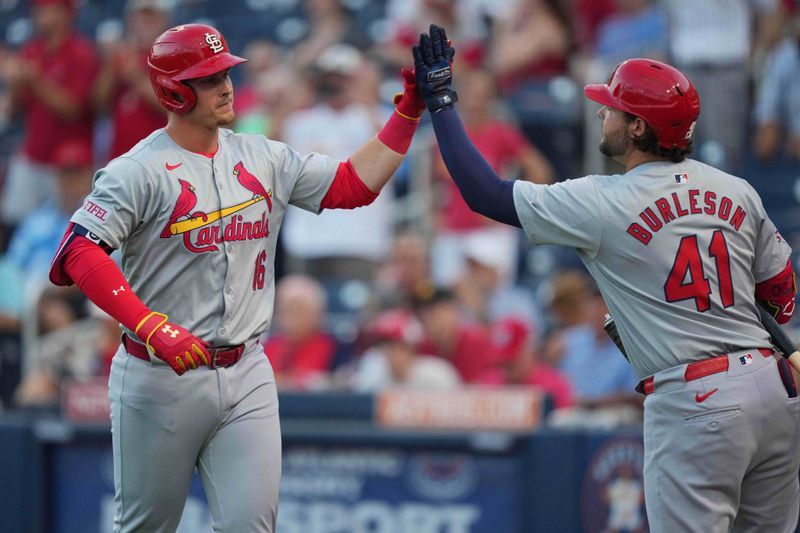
[48,442,520,532]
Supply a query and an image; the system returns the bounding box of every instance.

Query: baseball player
[413,25,800,532]
[47,23,425,532]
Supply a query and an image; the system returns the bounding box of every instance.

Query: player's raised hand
[392,67,426,120]
[134,312,210,376]
[412,24,457,113]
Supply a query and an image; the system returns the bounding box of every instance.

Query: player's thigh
[198,379,281,533]
[735,388,800,532]
[736,461,800,533]
[110,351,215,532]
[643,384,752,533]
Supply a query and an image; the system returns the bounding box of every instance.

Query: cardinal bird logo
[160,179,208,238]
[233,161,272,211]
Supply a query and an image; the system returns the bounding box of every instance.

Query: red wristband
[377,110,419,155]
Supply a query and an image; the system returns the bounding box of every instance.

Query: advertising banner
[48,439,521,532]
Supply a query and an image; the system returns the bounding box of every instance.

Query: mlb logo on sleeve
[674,173,689,184]
[738,353,754,366]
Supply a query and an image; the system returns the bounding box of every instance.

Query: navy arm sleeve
[430,108,521,227]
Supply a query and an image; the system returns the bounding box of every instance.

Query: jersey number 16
[253,250,267,291]
[664,230,733,312]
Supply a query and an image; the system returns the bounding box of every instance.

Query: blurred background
[0,0,799,531]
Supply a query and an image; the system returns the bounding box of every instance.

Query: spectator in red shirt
[0,0,98,226]
[262,274,336,390]
[92,0,170,161]
[487,317,574,409]
[413,287,498,383]
[431,67,553,286]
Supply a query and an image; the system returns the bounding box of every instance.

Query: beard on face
[217,112,235,127]
[599,127,628,158]
[215,100,236,126]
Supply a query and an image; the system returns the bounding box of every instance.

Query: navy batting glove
[412,24,457,113]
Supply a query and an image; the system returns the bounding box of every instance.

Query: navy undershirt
[430,108,521,228]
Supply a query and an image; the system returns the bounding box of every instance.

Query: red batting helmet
[584,58,701,150]
[147,24,247,114]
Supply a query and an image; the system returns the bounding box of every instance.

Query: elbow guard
[756,260,796,324]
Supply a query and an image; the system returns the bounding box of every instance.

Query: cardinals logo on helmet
[205,32,224,54]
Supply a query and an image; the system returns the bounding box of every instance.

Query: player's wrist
[377,111,420,155]
[393,105,422,122]
[134,311,169,349]
[393,91,424,120]
[424,89,458,113]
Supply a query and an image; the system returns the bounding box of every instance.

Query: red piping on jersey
[49,222,77,286]
[193,147,218,158]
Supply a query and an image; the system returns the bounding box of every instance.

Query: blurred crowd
[0,0,798,428]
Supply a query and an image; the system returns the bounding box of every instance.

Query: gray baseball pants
[108,341,281,532]
[643,349,800,532]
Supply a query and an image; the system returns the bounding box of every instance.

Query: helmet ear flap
[147,24,246,114]
[154,75,197,114]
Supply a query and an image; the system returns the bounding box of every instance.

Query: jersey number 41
[664,230,733,312]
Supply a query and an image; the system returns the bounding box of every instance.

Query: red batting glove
[392,67,426,120]
[134,312,211,376]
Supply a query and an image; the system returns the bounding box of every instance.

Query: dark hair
[623,113,693,163]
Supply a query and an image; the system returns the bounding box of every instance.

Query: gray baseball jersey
[71,127,337,347]
[70,127,337,531]
[514,157,799,532]
[513,158,790,378]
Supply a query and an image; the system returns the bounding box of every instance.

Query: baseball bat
[756,303,800,374]
[169,196,265,235]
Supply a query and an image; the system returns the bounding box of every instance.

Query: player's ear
[631,116,647,136]
[627,116,647,142]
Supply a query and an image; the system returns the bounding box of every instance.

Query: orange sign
[376,387,543,431]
